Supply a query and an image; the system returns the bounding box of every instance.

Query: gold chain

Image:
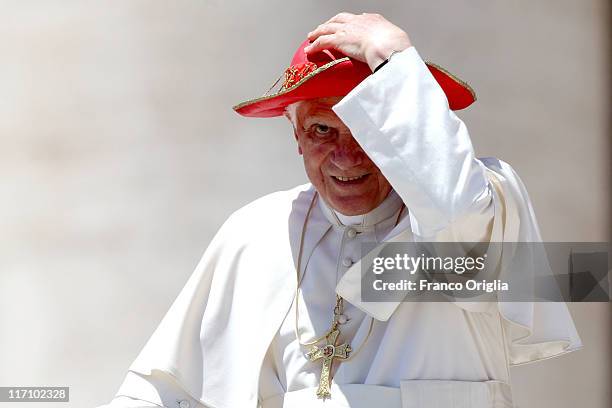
[293,191,406,360]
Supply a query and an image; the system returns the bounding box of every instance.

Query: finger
[307,22,343,42]
[325,12,355,24]
[303,34,336,54]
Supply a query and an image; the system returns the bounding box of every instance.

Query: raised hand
[305,12,412,72]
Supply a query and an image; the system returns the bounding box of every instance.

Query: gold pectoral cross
[306,328,352,399]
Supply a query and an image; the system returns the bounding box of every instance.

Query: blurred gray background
[0,1,609,407]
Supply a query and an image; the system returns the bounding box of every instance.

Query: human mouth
[331,174,370,185]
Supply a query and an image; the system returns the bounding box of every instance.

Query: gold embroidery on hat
[281,62,318,91]
[232,58,349,111]
[233,58,476,113]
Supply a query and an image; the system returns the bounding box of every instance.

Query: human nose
[329,137,365,170]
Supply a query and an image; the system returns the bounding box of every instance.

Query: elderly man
[101,13,581,408]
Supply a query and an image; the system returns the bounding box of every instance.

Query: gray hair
[284,102,302,128]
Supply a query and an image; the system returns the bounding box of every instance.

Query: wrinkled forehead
[287,96,344,125]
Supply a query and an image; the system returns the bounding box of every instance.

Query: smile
[333,175,367,181]
[331,174,370,185]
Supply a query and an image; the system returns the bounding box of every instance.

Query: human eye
[314,124,331,135]
[305,123,336,141]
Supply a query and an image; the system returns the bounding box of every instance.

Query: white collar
[317,190,403,228]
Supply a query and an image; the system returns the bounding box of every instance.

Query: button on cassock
[178,400,190,408]
[347,228,357,238]
[342,258,353,267]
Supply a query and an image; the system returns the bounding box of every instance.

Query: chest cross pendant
[306,328,352,399]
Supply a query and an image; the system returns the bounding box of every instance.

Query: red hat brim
[233,56,475,118]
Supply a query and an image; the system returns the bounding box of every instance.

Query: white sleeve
[333,53,582,362]
[97,370,206,408]
[332,46,492,239]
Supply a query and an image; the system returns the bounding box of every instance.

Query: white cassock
[100,47,582,408]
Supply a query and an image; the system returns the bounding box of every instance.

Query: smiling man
[101,12,581,408]
[288,96,392,215]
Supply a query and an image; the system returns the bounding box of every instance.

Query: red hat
[233,39,476,118]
